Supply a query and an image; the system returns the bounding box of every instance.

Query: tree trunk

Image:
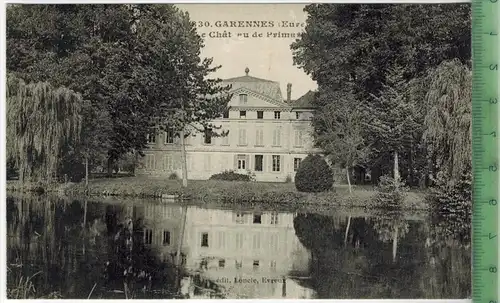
[409,141,414,187]
[82,200,88,228]
[176,205,188,293]
[107,157,113,177]
[392,226,399,263]
[180,129,188,188]
[393,151,400,181]
[85,156,89,187]
[344,216,351,247]
[346,167,352,194]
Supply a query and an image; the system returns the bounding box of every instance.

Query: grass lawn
[6,175,428,210]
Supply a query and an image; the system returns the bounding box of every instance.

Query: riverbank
[6,177,428,210]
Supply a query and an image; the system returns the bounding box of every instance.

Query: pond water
[6,194,471,299]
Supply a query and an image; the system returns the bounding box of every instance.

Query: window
[217,231,226,249]
[219,259,225,268]
[257,111,264,119]
[203,154,212,172]
[235,212,245,224]
[223,109,229,119]
[272,128,281,146]
[204,128,212,144]
[252,234,261,249]
[235,260,242,269]
[164,155,173,171]
[240,111,246,118]
[235,233,243,250]
[238,128,247,146]
[294,158,302,171]
[147,131,156,144]
[270,234,279,251]
[270,260,277,271]
[253,213,262,224]
[239,94,248,104]
[164,130,174,144]
[255,129,264,146]
[163,231,171,245]
[146,154,155,170]
[296,112,301,119]
[294,130,303,147]
[237,154,246,170]
[222,132,230,145]
[253,260,260,269]
[144,229,153,245]
[272,155,281,172]
[201,232,209,247]
[274,111,281,119]
[270,213,279,225]
[254,155,263,171]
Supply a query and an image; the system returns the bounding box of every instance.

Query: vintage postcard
[4,2,471,300]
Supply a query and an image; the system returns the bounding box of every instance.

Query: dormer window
[164,129,174,144]
[147,131,156,144]
[274,111,281,119]
[239,94,248,105]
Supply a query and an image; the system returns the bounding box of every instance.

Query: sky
[176,4,318,100]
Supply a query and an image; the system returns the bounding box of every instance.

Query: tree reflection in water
[293,209,470,299]
[6,195,188,299]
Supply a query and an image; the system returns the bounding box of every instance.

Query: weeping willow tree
[6,74,83,182]
[423,59,472,182]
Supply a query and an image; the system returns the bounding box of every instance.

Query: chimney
[286,83,292,103]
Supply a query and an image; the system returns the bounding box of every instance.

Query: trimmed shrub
[295,155,334,192]
[373,175,408,210]
[168,172,179,180]
[209,170,252,182]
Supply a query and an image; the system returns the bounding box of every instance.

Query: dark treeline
[291,4,471,188]
[6,4,231,182]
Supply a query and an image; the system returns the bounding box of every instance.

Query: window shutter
[245,155,250,170]
[234,154,238,170]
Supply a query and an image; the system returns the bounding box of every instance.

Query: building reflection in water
[137,203,315,299]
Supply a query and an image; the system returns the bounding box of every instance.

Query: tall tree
[363,65,424,182]
[314,91,370,192]
[7,4,147,171]
[6,74,83,182]
[133,4,231,186]
[422,59,472,182]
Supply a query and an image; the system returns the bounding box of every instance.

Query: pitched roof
[290,90,317,109]
[221,69,284,101]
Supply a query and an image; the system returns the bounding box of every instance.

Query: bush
[295,154,333,192]
[373,175,408,210]
[168,172,179,180]
[426,170,471,244]
[209,170,252,182]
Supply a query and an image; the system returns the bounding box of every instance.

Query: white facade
[137,69,319,182]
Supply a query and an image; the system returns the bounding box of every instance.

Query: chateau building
[137,68,319,182]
